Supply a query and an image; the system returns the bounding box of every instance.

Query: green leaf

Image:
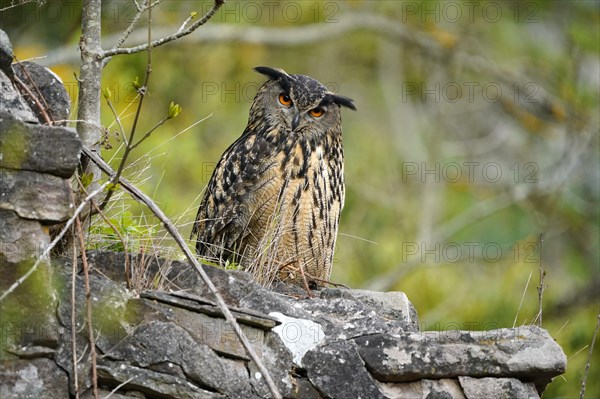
[168,101,181,119]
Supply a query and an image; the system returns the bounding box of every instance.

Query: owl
[191,66,355,288]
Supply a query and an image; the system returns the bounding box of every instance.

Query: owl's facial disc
[255,66,356,110]
[276,88,325,132]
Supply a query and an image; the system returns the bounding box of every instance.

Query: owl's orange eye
[309,107,324,118]
[278,94,292,107]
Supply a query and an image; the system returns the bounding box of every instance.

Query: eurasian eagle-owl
[191,66,355,287]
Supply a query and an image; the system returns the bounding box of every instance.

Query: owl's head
[250,66,355,136]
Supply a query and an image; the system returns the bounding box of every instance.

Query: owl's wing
[191,129,277,261]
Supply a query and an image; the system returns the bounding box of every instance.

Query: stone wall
[0,29,567,398]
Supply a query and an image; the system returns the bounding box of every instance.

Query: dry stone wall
[0,29,566,398]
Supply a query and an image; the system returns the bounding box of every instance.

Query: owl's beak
[291,112,302,131]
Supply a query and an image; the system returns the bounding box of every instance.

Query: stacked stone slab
[0,28,566,398]
[13,251,559,399]
[0,28,81,398]
[0,28,79,266]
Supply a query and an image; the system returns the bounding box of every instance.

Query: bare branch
[580,315,600,399]
[44,12,572,127]
[178,11,198,34]
[77,0,103,150]
[102,0,224,58]
[129,116,168,150]
[81,146,282,399]
[0,0,39,12]
[99,5,155,210]
[111,0,163,52]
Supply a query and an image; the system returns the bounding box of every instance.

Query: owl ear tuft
[254,66,291,81]
[331,94,357,111]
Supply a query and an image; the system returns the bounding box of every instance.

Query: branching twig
[102,0,224,58]
[100,5,155,210]
[0,0,38,12]
[111,0,163,52]
[129,116,169,150]
[0,181,110,303]
[178,11,198,34]
[580,315,600,399]
[82,146,282,399]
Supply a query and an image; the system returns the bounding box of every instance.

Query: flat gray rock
[0,69,38,123]
[378,379,466,399]
[0,358,68,399]
[0,29,13,73]
[459,376,539,399]
[304,340,385,399]
[0,168,72,221]
[97,360,225,399]
[42,252,569,398]
[104,320,256,397]
[0,111,81,177]
[12,61,71,125]
[0,209,49,265]
[354,326,566,393]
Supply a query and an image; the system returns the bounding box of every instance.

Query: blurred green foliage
[3,0,599,397]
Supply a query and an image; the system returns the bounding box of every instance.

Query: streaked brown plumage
[191,67,355,287]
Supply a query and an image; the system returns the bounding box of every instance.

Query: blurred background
[3,1,599,396]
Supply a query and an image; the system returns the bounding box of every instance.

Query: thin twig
[12,74,53,125]
[71,235,80,399]
[82,146,282,398]
[580,314,600,399]
[103,377,136,399]
[178,11,198,33]
[102,0,224,58]
[12,55,54,123]
[537,233,545,327]
[129,116,168,150]
[100,5,155,210]
[0,0,38,12]
[0,181,110,302]
[111,0,163,52]
[75,215,99,399]
[104,97,127,145]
